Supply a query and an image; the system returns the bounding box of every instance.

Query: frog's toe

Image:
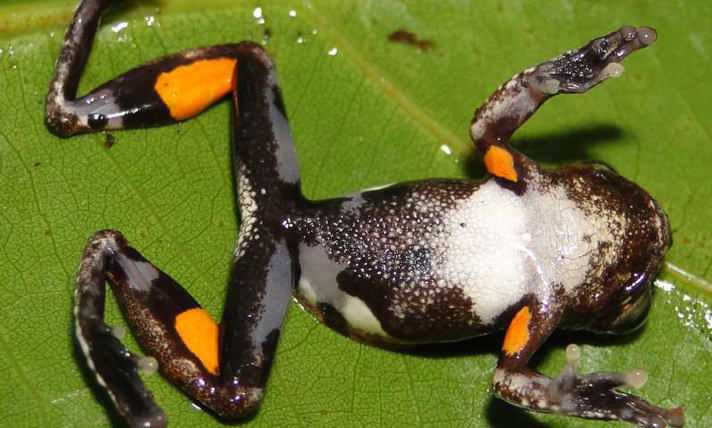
[590,25,657,63]
[546,344,684,427]
[526,26,657,95]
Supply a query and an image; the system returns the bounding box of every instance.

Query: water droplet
[137,356,159,374]
[145,15,156,26]
[312,29,319,35]
[440,144,452,155]
[253,6,266,24]
[111,21,128,33]
[289,10,297,17]
[655,279,675,292]
[296,35,305,44]
[328,47,338,56]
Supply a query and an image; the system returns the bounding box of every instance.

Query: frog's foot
[527,26,657,95]
[546,344,684,427]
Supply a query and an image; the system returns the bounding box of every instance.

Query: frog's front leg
[494,299,683,427]
[480,26,682,428]
[470,26,657,191]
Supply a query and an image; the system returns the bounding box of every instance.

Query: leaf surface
[0,1,710,427]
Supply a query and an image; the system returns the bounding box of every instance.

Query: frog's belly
[296,179,603,344]
[296,181,532,343]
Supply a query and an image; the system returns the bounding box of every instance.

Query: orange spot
[502,306,530,356]
[484,146,518,182]
[174,308,219,375]
[154,58,237,120]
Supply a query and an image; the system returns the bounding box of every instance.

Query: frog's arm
[470,26,657,191]
[493,298,683,427]
[52,1,302,427]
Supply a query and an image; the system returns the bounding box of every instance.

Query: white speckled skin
[288,159,663,345]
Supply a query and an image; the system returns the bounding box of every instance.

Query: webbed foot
[527,26,657,95]
[547,345,684,427]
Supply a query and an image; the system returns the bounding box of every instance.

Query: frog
[46,0,683,427]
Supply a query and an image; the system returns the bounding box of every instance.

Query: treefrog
[46,0,682,427]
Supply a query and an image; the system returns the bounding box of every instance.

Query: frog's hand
[493,301,684,427]
[46,0,248,138]
[470,26,656,190]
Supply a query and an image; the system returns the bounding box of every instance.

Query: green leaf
[1,1,710,427]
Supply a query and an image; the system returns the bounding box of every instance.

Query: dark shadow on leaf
[462,124,626,179]
[403,331,502,359]
[485,395,551,428]
[529,324,647,370]
[512,124,624,165]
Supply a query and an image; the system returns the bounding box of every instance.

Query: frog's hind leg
[46,0,246,137]
[73,50,300,426]
[492,301,684,427]
[470,26,657,190]
[61,1,303,426]
[75,227,296,427]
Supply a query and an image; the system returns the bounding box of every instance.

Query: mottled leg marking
[527,26,657,95]
[470,26,657,186]
[493,303,684,427]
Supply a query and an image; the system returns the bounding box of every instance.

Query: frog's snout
[661,206,673,250]
[651,198,673,254]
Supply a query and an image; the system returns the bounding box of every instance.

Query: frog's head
[558,163,672,335]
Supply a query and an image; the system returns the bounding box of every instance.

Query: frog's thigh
[297,243,391,340]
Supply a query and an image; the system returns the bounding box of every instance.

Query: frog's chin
[588,276,654,336]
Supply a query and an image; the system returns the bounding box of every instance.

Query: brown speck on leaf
[683,237,691,244]
[388,29,434,52]
[34,161,41,167]
[44,229,51,236]
[104,133,115,149]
